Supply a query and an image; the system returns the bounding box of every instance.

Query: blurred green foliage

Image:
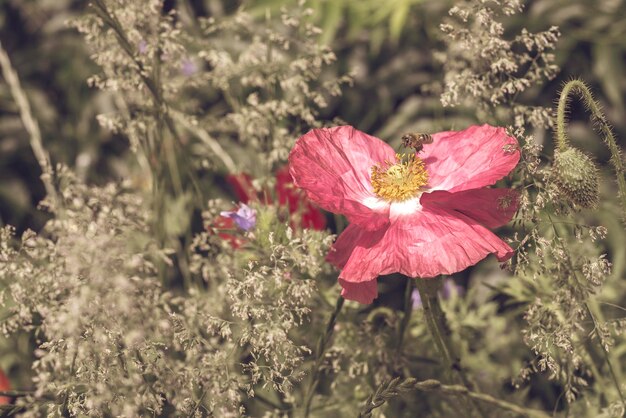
[3,0,625,232]
[248,0,428,48]
[0,0,625,415]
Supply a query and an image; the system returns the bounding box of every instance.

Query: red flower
[213,168,327,248]
[225,168,326,231]
[0,368,10,405]
[288,125,519,304]
[225,173,256,204]
[212,215,247,248]
[275,166,327,230]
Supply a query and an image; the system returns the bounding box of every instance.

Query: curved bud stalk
[555,79,626,223]
[553,80,626,408]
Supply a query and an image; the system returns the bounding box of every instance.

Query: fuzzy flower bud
[552,148,599,208]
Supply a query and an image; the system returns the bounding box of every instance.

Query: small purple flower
[220,203,256,231]
[181,58,198,76]
[138,39,148,54]
[411,288,422,308]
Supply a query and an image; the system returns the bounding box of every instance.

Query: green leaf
[389,0,410,42]
[320,0,346,46]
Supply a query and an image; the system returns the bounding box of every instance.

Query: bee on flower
[401,132,433,153]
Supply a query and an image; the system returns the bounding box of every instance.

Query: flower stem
[415,277,487,418]
[556,79,626,222]
[586,303,625,405]
[414,379,550,418]
[359,377,551,418]
[396,276,415,356]
[302,295,344,418]
[91,0,185,192]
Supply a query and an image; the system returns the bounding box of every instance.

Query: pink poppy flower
[288,125,519,304]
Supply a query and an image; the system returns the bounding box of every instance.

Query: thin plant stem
[171,110,237,173]
[415,277,487,418]
[0,404,26,415]
[358,377,416,418]
[90,1,211,290]
[359,377,551,418]
[585,302,625,405]
[91,0,163,112]
[91,0,184,195]
[555,79,626,222]
[189,388,208,417]
[416,280,453,371]
[396,276,415,357]
[0,41,59,209]
[415,379,550,418]
[302,295,344,418]
[0,390,31,398]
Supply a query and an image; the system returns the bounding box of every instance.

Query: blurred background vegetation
[1,0,625,411]
[2,0,625,234]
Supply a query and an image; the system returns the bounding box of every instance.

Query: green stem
[415,277,487,418]
[302,295,344,418]
[189,388,208,417]
[415,279,457,378]
[91,0,184,195]
[556,79,626,222]
[414,380,551,418]
[0,405,26,415]
[585,302,625,405]
[396,277,415,356]
[91,0,203,289]
[0,390,31,398]
[359,377,551,418]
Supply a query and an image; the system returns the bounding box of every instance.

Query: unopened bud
[552,148,599,208]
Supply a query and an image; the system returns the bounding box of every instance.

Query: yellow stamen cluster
[370,153,429,202]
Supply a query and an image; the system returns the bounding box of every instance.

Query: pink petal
[421,125,520,193]
[326,223,387,271]
[392,205,514,277]
[289,126,395,230]
[328,204,514,303]
[421,188,519,229]
[339,279,378,304]
[326,224,388,304]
